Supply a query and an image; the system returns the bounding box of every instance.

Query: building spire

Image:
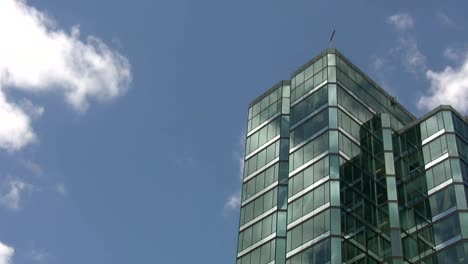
[329,29,336,49]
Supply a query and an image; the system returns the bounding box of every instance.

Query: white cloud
[0,178,33,210]
[437,12,456,27]
[387,13,414,31]
[224,192,241,212]
[224,133,245,215]
[29,249,48,263]
[372,57,385,71]
[22,160,43,177]
[0,241,14,264]
[0,0,132,151]
[397,37,427,74]
[418,54,468,113]
[18,99,44,120]
[443,46,468,63]
[383,12,466,113]
[0,92,36,151]
[55,183,67,196]
[384,13,427,76]
[232,132,246,180]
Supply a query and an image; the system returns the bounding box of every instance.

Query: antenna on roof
[329,29,336,48]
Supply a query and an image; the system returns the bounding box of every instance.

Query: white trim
[245,135,281,160]
[422,129,446,146]
[428,178,453,196]
[435,235,462,251]
[243,158,279,183]
[287,202,330,230]
[237,233,277,258]
[291,80,328,107]
[339,150,352,161]
[406,224,427,236]
[337,105,364,126]
[338,127,360,146]
[242,181,279,207]
[247,113,281,137]
[432,206,457,222]
[409,249,433,263]
[286,231,330,258]
[343,226,365,240]
[337,81,377,115]
[289,151,329,177]
[344,253,366,264]
[239,206,278,231]
[425,153,449,170]
[405,204,456,237]
[290,104,328,130]
[289,127,329,154]
[346,237,383,262]
[288,176,330,203]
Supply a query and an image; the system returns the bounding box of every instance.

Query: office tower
[236,48,468,264]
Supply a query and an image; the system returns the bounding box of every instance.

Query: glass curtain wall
[237,81,291,264]
[236,48,468,264]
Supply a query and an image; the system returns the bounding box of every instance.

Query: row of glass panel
[341,213,391,261]
[394,113,465,161]
[289,157,329,198]
[244,140,280,177]
[393,126,423,157]
[286,209,330,252]
[337,86,373,124]
[290,109,328,148]
[242,163,278,202]
[287,182,329,224]
[336,55,391,110]
[249,87,283,120]
[291,55,328,87]
[341,184,389,230]
[336,55,412,126]
[419,241,467,263]
[285,238,330,264]
[462,160,468,184]
[453,113,468,140]
[337,70,404,131]
[290,86,328,126]
[397,156,459,208]
[291,68,328,103]
[338,109,361,140]
[422,134,457,162]
[402,213,461,259]
[238,212,277,252]
[342,242,381,263]
[338,132,360,159]
[394,134,459,189]
[339,156,385,191]
[289,132,329,172]
[246,117,281,155]
[239,188,277,226]
[419,111,454,141]
[237,238,276,264]
[400,184,456,231]
[425,158,458,192]
[457,136,467,161]
[248,98,282,133]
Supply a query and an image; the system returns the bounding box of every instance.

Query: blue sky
[0,1,467,263]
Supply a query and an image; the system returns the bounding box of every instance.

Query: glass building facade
[236,49,468,264]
